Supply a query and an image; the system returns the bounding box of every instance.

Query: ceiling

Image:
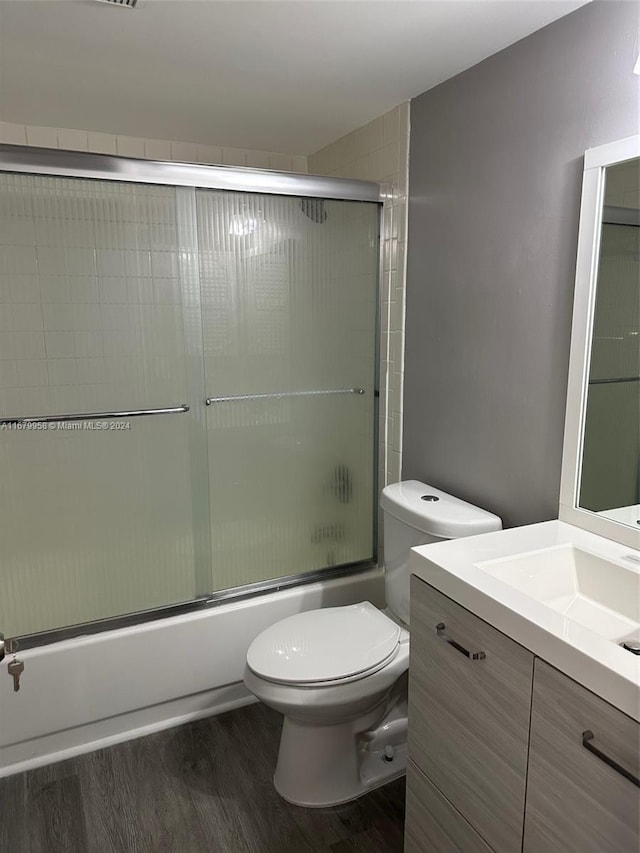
[0,0,588,154]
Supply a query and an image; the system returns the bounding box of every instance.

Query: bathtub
[0,567,384,778]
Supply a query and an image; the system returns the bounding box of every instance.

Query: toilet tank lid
[380,480,502,539]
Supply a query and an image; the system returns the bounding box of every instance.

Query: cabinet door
[524,659,640,853]
[409,576,534,853]
[405,760,493,853]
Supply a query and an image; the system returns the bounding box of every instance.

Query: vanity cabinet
[405,760,492,853]
[406,576,640,853]
[524,659,640,853]
[408,576,534,853]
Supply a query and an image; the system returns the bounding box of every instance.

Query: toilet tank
[380,480,502,625]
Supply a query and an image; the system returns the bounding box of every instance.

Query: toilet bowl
[244,602,410,806]
[244,481,502,807]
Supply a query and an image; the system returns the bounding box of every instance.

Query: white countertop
[410,520,640,721]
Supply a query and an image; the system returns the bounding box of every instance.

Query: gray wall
[403,1,640,528]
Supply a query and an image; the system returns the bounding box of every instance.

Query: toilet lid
[246,602,401,684]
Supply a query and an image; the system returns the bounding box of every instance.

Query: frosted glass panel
[0,175,188,416]
[197,191,378,589]
[0,174,200,636]
[0,419,195,637]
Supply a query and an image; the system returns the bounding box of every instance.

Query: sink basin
[476,545,640,642]
[410,520,640,719]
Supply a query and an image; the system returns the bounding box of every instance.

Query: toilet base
[273,699,408,808]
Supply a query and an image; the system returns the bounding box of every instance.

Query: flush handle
[582,730,640,788]
[435,623,486,660]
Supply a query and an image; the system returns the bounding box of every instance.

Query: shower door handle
[0,632,4,663]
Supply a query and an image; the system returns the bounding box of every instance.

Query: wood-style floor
[0,702,406,853]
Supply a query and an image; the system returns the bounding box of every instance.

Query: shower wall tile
[268,152,294,172]
[246,150,271,170]
[116,136,146,158]
[15,358,47,387]
[11,303,43,331]
[170,141,198,163]
[144,139,172,160]
[222,147,247,166]
[0,122,309,173]
[25,125,58,148]
[57,128,89,151]
[308,101,410,488]
[289,155,306,173]
[0,121,27,145]
[87,132,117,155]
[0,359,18,387]
[196,144,223,165]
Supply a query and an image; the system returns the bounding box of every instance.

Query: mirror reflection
[579,157,640,526]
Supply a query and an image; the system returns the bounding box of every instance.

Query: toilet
[243,480,502,807]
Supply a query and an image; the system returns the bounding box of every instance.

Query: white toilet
[243,480,502,807]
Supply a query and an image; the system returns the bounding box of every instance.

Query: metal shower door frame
[0,143,386,649]
[0,143,382,201]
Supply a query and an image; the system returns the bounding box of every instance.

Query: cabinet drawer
[405,760,492,853]
[408,576,534,853]
[524,659,640,853]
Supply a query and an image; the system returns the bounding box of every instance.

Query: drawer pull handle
[435,623,486,660]
[582,730,640,788]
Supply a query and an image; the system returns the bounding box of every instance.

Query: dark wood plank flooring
[0,702,406,852]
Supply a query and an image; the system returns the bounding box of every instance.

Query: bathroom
[0,0,638,850]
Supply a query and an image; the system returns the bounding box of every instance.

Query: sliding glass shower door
[0,175,203,638]
[197,191,378,589]
[0,161,380,641]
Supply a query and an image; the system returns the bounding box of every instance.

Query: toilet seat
[246,602,401,686]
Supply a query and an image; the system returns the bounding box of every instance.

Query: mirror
[580,157,639,524]
[560,135,640,548]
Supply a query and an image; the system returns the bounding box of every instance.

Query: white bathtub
[0,567,384,778]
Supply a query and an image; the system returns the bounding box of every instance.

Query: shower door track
[0,143,384,202]
[13,559,379,651]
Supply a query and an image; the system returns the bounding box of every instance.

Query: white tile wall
[0,122,308,173]
[308,103,410,487]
